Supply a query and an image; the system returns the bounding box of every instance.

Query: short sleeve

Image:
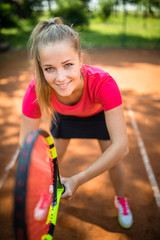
[96,76,122,111]
[22,79,41,118]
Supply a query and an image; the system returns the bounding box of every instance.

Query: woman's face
[39,41,83,100]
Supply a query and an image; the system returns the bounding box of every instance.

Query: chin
[59,88,74,97]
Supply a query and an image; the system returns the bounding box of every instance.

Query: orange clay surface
[0,49,160,240]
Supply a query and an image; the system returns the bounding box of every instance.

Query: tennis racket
[14,129,65,240]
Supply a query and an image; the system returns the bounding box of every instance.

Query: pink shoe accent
[114,195,133,228]
[117,197,129,215]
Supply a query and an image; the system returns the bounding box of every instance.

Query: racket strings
[26,134,52,239]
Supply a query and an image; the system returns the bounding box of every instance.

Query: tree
[114,0,120,16]
[15,0,43,18]
[0,2,18,29]
[98,0,114,21]
[0,1,20,51]
[81,0,91,8]
[0,0,43,51]
[126,0,160,17]
[52,0,89,27]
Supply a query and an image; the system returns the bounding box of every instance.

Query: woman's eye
[65,63,73,68]
[45,67,54,72]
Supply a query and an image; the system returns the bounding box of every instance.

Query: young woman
[19,17,133,228]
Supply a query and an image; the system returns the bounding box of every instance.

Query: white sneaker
[34,193,50,221]
[114,195,133,228]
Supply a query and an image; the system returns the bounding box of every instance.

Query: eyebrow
[42,59,74,67]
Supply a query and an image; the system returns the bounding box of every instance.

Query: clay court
[0,48,160,240]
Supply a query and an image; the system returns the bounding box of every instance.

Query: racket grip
[62,184,65,194]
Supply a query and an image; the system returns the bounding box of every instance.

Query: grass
[80,14,160,48]
[1,12,160,49]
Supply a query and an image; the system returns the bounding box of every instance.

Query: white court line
[0,148,19,190]
[127,105,160,208]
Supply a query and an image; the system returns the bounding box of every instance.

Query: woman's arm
[76,104,129,184]
[19,114,41,147]
[61,105,129,199]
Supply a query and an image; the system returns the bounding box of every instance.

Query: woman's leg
[99,139,133,228]
[53,138,70,163]
[98,140,125,198]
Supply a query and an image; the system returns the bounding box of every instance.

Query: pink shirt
[22,65,122,118]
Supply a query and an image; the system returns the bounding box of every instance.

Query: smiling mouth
[56,81,72,89]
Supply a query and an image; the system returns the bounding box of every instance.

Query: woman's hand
[61,175,79,200]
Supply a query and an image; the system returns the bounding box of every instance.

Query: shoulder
[81,64,110,78]
[81,65,122,111]
[24,78,37,99]
[26,78,36,93]
[81,64,116,93]
[81,65,114,86]
[22,78,41,118]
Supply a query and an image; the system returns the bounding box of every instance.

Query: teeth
[57,82,70,87]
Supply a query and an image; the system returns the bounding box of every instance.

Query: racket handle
[62,184,65,194]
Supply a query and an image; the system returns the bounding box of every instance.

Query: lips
[56,81,72,89]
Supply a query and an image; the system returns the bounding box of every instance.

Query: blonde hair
[28,17,81,120]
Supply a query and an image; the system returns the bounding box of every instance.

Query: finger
[61,189,68,199]
[61,184,66,195]
[61,188,72,199]
[61,195,72,200]
[61,177,67,184]
[67,196,72,200]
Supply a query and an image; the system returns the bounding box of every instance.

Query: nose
[56,69,66,82]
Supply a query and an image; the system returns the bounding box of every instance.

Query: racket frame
[14,129,64,240]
